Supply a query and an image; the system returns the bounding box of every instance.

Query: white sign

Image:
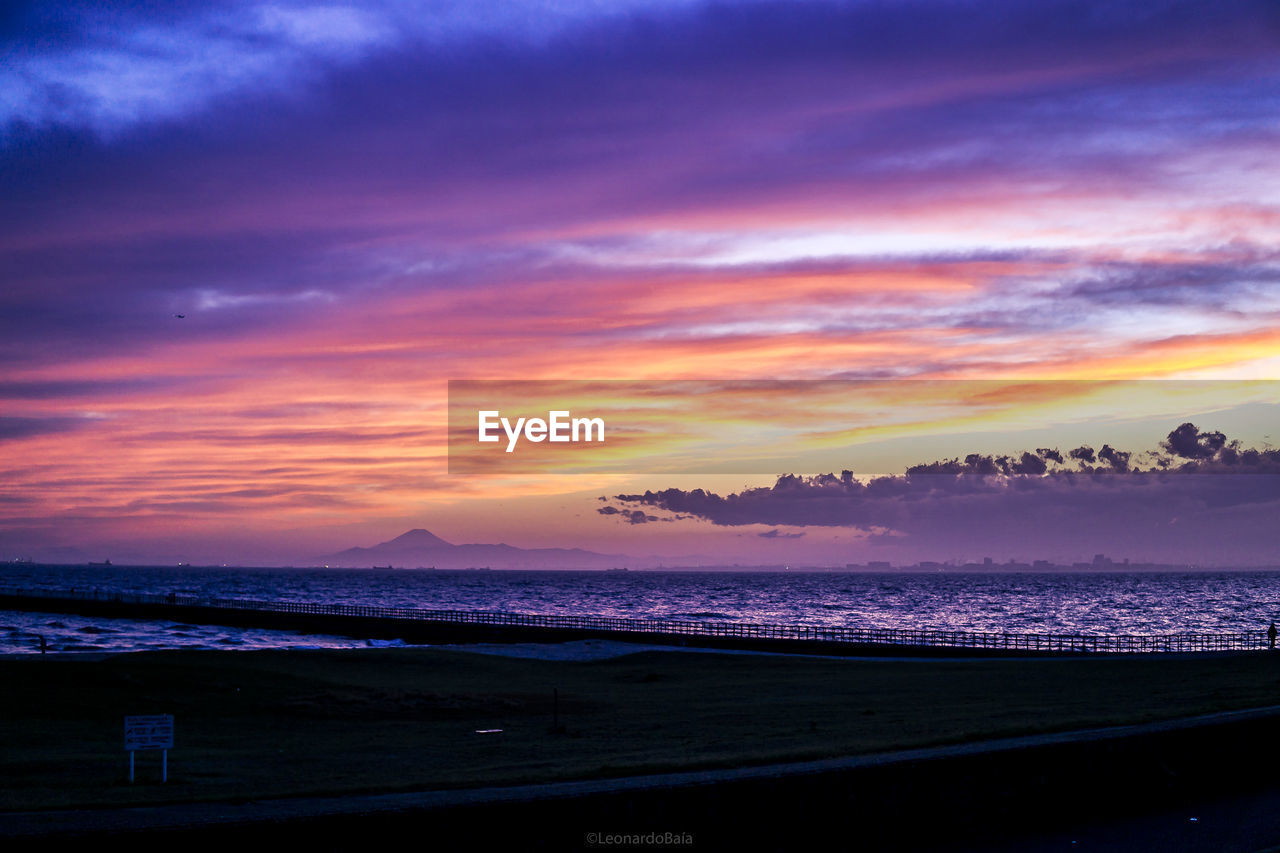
[125,714,174,751]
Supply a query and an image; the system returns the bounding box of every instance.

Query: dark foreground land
[6,647,1280,849]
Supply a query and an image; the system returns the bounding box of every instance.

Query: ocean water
[2,564,1278,654]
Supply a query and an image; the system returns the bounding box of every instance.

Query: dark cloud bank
[607,424,1280,565]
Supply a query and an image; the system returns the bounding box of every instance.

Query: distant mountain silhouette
[380,528,453,550]
[317,528,628,569]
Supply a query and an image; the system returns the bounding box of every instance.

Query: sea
[2,563,1278,655]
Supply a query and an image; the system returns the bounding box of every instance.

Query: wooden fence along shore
[0,585,1269,656]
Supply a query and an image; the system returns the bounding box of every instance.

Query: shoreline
[5,588,1267,656]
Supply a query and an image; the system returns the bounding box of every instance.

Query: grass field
[4,646,1280,811]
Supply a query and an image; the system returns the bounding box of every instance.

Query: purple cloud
[610,425,1280,564]
[2,0,1276,368]
[758,528,805,539]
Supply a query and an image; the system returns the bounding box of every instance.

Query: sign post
[124,714,174,783]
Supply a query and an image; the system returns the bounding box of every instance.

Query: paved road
[955,784,1280,853]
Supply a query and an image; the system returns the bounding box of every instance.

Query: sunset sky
[3,0,1279,566]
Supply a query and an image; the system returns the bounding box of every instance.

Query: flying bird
[173,313,185,318]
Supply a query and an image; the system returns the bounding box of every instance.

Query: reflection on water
[2,564,1278,653]
[1,608,366,654]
